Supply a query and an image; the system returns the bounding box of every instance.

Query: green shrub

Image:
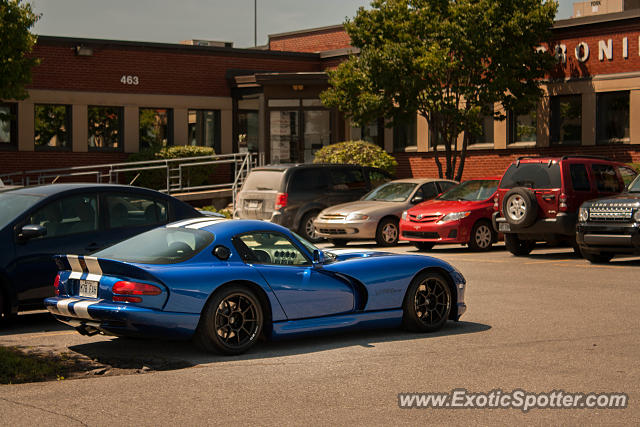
[627,163,640,173]
[127,146,216,190]
[313,140,397,174]
[199,206,232,218]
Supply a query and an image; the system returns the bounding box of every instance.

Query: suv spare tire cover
[502,187,538,228]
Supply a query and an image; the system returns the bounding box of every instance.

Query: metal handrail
[0,152,264,206]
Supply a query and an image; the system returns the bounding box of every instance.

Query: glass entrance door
[270,111,300,163]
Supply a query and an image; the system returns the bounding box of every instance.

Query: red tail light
[53,273,60,296]
[275,193,288,210]
[112,281,162,303]
[559,193,568,211]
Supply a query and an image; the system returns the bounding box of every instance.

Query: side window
[28,194,98,238]
[420,182,440,200]
[569,164,591,191]
[234,232,310,266]
[438,181,456,193]
[106,194,168,229]
[368,169,391,188]
[618,166,637,188]
[288,169,329,193]
[329,168,366,191]
[591,164,622,193]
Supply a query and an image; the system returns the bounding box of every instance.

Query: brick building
[2,9,640,180]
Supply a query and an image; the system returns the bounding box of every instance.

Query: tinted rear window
[94,227,214,264]
[242,171,285,191]
[289,168,329,193]
[499,163,561,189]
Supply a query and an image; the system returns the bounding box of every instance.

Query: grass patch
[0,345,74,384]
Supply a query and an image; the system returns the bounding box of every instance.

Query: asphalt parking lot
[0,241,638,425]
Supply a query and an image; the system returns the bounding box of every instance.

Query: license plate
[78,280,99,298]
[246,200,259,209]
[498,222,511,232]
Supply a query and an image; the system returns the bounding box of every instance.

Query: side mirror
[411,196,424,204]
[19,224,47,240]
[312,249,325,266]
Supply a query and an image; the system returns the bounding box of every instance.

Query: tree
[0,0,40,101]
[321,0,558,180]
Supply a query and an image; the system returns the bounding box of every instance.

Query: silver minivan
[235,164,392,242]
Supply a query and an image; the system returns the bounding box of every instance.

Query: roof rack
[515,156,555,161]
[559,155,613,161]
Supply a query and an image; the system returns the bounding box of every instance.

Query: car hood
[320,200,408,217]
[408,198,487,215]
[582,193,640,207]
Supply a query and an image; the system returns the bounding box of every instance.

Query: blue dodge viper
[45,218,467,354]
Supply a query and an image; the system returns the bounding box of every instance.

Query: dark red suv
[492,156,637,256]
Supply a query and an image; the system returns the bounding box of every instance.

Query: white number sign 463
[120,75,139,85]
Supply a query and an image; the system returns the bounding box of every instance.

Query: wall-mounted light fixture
[292,84,304,91]
[75,45,93,56]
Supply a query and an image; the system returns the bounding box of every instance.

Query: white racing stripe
[67,255,83,275]
[72,300,102,319]
[167,218,214,228]
[84,256,102,275]
[56,298,80,317]
[85,273,102,282]
[69,271,83,279]
[186,219,228,229]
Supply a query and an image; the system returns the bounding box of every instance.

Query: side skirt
[271,309,403,339]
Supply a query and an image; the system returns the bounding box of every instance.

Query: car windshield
[0,193,45,230]
[438,180,499,201]
[291,231,336,263]
[627,175,640,192]
[241,170,284,191]
[362,182,417,202]
[94,227,214,264]
[499,163,561,189]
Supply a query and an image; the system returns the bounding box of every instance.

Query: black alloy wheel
[195,285,263,355]
[402,272,452,333]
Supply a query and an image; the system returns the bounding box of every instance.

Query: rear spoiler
[54,255,160,283]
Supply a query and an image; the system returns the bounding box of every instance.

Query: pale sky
[30,0,575,48]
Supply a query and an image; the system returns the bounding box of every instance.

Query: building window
[34,104,71,150]
[237,110,259,153]
[474,111,494,144]
[0,103,17,149]
[270,110,299,163]
[393,116,417,152]
[352,119,384,147]
[188,110,221,153]
[596,91,629,145]
[303,110,331,163]
[88,106,123,150]
[550,95,581,146]
[140,108,172,151]
[508,110,537,144]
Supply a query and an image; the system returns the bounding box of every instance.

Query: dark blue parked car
[0,184,202,319]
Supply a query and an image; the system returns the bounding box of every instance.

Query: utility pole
[254,0,257,47]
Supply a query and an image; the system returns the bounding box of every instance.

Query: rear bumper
[313,218,378,239]
[44,297,199,339]
[492,212,576,237]
[576,223,640,253]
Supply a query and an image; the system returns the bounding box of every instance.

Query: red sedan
[399,177,500,251]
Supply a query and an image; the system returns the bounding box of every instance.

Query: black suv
[492,156,637,256]
[577,173,640,263]
[234,164,393,241]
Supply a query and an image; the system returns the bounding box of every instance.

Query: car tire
[375,217,400,247]
[194,285,263,355]
[329,239,350,247]
[299,211,322,243]
[402,271,451,333]
[583,251,614,264]
[504,233,535,256]
[414,242,435,251]
[502,187,538,228]
[571,239,584,258]
[468,220,495,252]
